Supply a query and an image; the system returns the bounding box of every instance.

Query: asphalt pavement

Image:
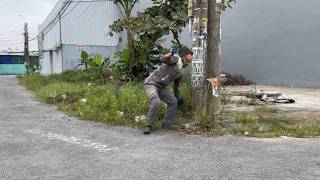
[1,75,320,180]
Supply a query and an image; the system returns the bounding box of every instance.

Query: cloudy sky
[0,0,58,51]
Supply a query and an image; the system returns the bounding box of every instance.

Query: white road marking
[26,129,119,153]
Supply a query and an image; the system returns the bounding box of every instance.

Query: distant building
[38,0,122,75]
[0,52,38,75]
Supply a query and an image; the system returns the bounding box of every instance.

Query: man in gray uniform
[143,46,193,134]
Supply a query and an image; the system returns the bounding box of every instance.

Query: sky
[0,0,58,51]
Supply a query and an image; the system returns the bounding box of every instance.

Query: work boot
[144,125,152,135]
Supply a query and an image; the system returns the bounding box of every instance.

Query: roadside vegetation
[17,70,193,129]
[17,0,319,138]
[18,70,320,138]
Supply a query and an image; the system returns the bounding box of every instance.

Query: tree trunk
[201,0,221,117]
[127,28,136,69]
[191,0,222,119]
[191,0,208,116]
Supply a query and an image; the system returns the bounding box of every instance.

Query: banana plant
[80,51,111,83]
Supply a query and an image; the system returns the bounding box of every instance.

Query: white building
[38,0,122,75]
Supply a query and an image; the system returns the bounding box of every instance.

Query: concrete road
[1,75,320,180]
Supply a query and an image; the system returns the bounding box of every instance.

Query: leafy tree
[110,0,139,69]
[141,0,189,48]
[109,0,237,79]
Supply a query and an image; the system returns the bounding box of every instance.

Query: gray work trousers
[144,84,177,127]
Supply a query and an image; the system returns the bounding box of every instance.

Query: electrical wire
[41,0,73,36]
[39,0,113,37]
[42,3,71,36]
[63,1,93,21]
[61,0,81,18]
[28,35,38,41]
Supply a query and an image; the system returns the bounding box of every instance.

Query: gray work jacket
[144,55,183,97]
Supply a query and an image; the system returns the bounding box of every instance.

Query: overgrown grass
[196,107,320,138]
[18,70,191,128]
[18,70,320,138]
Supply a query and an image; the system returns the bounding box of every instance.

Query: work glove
[171,48,177,56]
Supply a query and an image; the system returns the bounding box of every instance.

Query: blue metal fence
[0,55,25,74]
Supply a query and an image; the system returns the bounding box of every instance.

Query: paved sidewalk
[1,75,320,180]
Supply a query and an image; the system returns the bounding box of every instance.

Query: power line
[64,1,93,21]
[41,0,73,36]
[62,0,81,18]
[39,0,113,37]
[28,35,38,41]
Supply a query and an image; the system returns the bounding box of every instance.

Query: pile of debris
[226,89,295,104]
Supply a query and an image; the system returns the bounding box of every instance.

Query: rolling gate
[0,55,38,75]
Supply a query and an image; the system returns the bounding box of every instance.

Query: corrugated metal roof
[61,0,120,46]
[39,0,120,49]
[39,0,65,33]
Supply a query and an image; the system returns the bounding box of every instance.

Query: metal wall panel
[39,0,121,49]
[40,52,51,75]
[39,0,121,75]
[52,50,63,74]
[61,1,120,46]
[39,0,64,33]
[62,44,118,71]
[42,23,61,50]
[40,50,62,75]
[221,0,320,87]
[39,0,64,50]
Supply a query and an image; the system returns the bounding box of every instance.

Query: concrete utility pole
[190,0,222,118]
[24,23,30,75]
